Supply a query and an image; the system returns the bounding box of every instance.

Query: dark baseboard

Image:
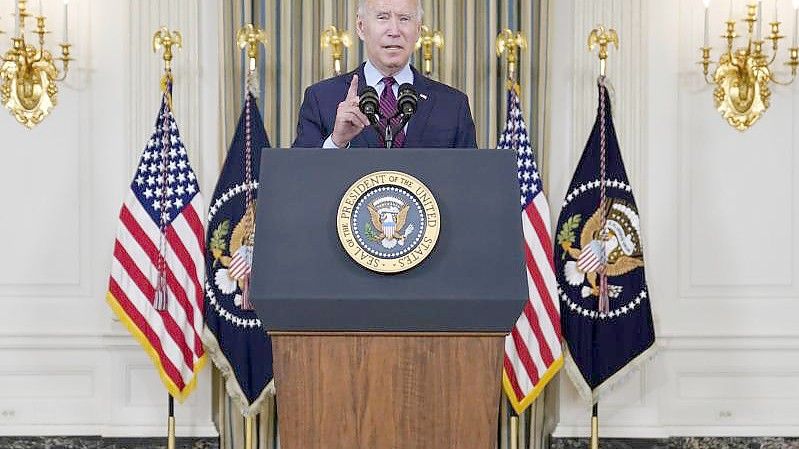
[0,437,219,449]
[550,437,799,449]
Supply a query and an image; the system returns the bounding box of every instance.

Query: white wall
[4,0,799,439]
[548,0,799,438]
[0,0,222,436]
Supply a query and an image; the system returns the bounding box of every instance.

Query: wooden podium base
[271,333,504,449]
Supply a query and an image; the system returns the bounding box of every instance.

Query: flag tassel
[240,275,254,311]
[154,270,169,310]
[597,75,610,316]
[598,270,610,314]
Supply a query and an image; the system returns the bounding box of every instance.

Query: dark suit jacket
[292,63,477,148]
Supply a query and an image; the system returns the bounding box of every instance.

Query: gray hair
[357,0,424,20]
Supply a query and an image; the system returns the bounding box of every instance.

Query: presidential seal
[336,171,441,273]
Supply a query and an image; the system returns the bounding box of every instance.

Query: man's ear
[356,15,365,40]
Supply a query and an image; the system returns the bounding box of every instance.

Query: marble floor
[0,437,218,449]
[551,437,799,449]
[1,436,799,448]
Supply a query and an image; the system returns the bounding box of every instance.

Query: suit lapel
[349,63,382,148]
[404,66,433,148]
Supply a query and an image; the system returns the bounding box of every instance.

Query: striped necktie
[379,76,406,148]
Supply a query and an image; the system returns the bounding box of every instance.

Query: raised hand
[331,75,371,148]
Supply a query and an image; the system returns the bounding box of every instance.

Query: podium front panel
[250,149,528,332]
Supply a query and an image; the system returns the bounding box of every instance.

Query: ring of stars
[205,281,261,329]
[557,286,649,321]
[206,181,261,327]
[562,178,633,208]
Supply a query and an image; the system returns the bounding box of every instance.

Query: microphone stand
[384,118,394,149]
[382,112,413,149]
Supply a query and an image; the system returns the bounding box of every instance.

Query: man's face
[357,0,421,76]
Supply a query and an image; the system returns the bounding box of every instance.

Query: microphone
[381,83,418,149]
[397,83,418,119]
[358,86,381,127]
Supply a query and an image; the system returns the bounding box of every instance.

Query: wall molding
[553,425,799,438]
[0,425,218,438]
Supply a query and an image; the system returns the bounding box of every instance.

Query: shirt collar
[363,59,414,88]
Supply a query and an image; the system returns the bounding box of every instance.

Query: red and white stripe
[578,245,603,273]
[503,192,563,412]
[107,192,205,400]
[228,248,252,280]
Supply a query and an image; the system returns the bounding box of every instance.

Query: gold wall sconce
[320,25,351,76]
[1,0,73,128]
[415,25,443,76]
[698,0,799,131]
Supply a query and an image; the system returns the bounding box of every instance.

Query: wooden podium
[250,149,527,449]
[272,333,503,449]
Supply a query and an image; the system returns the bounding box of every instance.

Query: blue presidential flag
[554,82,656,402]
[202,93,273,415]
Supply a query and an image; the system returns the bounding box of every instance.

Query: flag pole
[235,19,267,449]
[167,394,176,449]
[590,403,599,449]
[152,27,184,449]
[510,413,519,449]
[587,24,618,315]
[245,415,255,449]
[501,35,522,448]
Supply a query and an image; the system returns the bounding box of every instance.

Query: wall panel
[550,0,799,437]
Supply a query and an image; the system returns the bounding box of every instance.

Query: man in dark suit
[292,0,477,149]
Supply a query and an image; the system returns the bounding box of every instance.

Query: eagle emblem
[209,203,257,310]
[558,198,644,300]
[365,196,415,249]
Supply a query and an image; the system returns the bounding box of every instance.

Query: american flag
[498,85,563,414]
[106,93,206,401]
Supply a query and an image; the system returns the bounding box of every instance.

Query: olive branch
[364,222,381,241]
[556,214,582,260]
[210,219,230,266]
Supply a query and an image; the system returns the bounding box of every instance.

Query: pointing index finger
[346,74,359,99]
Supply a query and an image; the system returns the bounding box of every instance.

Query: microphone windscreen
[358,86,380,126]
[397,83,418,116]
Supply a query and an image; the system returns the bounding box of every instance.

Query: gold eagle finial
[152,27,183,71]
[587,26,618,77]
[496,29,527,84]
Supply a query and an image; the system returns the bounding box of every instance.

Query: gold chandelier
[1,0,73,128]
[699,0,799,131]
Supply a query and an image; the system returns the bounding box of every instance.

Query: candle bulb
[793,0,798,46]
[704,0,711,46]
[729,0,734,18]
[15,0,19,36]
[63,0,68,42]
[757,0,763,40]
[775,0,779,22]
[38,0,42,16]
